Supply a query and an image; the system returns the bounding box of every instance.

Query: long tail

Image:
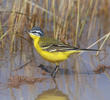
[59,46,100,52]
[77,48,100,51]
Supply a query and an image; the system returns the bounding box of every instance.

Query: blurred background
[0,0,110,100]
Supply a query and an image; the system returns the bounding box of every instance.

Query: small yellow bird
[28,26,99,78]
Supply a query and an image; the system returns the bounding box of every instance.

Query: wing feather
[38,37,77,52]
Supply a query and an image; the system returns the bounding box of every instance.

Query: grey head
[28,26,44,37]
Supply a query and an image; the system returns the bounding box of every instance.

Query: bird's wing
[38,37,77,52]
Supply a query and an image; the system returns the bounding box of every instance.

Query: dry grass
[0,0,109,52]
[8,75,48,88]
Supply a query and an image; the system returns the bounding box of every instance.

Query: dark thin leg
[51,65,59,78]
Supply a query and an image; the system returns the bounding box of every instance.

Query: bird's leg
[38,64,51,73]
[51,65,59,78]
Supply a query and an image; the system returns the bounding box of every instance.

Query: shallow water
[0,45,110,100]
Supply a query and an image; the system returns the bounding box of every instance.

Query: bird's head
[28,26,44,39]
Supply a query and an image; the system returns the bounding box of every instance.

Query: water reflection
[35,87,69,100]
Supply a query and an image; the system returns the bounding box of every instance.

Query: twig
[79,32,110,55]
[13,59,33,71]
[93,65,110,74]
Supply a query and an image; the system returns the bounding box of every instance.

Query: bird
[28,26,99,78]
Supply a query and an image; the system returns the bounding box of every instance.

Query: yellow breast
[32,37,69,63]
[31,35,79,63]
[39,51,68,63]
[34,42,67,63]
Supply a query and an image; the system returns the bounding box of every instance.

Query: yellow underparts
[30,34,81,63]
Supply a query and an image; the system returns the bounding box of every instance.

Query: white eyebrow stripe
[35,30,42,33]
[31,30,42,34]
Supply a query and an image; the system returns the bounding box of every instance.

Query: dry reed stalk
[87,0,99,39]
